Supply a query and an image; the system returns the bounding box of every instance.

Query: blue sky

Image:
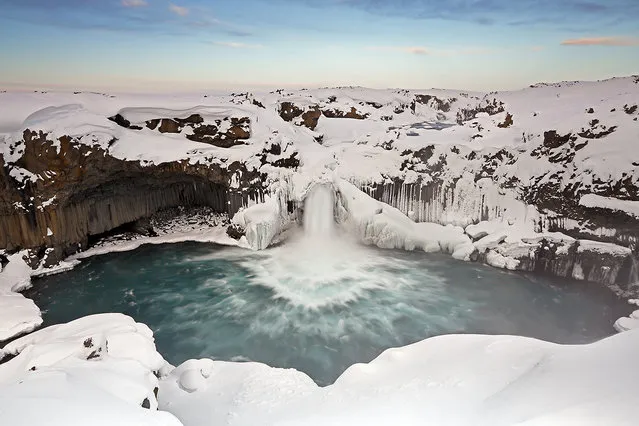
[1,0,638,91]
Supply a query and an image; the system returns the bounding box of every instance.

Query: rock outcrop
[0,129,297,265]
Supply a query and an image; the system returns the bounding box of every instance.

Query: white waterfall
[303,185,335,239]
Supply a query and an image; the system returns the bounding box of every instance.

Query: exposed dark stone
[301,108,321,130]
[278,102,304,122]
[456,98,505,124]
[364,101,383,109]
[322,107,368,120]
[272,152,300,169]
[586,107,595,114]
[226,223,245,240]
[141,398,151,409]
[185,117,251,147]
[577,126,617,139]
[176,114,204,126]
[158,119,181,133]
[624,104,638,114]
[414,94,455,113]
[541,131,575,149]
[108,114,142,130]
[146,119,160,130]
[497,113,514,128]
[83,338,93,348]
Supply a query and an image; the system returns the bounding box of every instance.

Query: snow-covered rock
[0,313,182,426]
[0,251,42,341]
[159,329,639,426]
[0,314,171,408]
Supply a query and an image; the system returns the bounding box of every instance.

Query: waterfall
[630,255,639,289]
[303,185,335,239]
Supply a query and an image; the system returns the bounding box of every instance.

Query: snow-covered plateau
[1,76,639,424]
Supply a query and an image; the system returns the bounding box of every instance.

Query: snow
[577,239,632,257]
[580,194,639,219]
[159,329,639,426]
[232,198,282,251]
[337,179,474,258]
[0,314,182,426]
[614,312,639,332]
[0,376,183,426]
[71,225,238,261]
[0,251,42,341]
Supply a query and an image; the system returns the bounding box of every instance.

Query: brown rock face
[158,119,181,133]
[455,98,506,124]
[322,106,368,120]
[497,113,514,128]
[301,109,321,130]
[278,102,304,122]
[414,94,455,113]
[186,117,251,147]
[113,113,251,147]
[0,131,269,263]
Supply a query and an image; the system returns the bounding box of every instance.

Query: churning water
[27,186,630,385]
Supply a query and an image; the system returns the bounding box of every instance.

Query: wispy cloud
[169,3,189,17]
[367,46,501,56]
[213,41,263,49]
[561,36,639,46]
[121,0,147,7]
[368,46,429,55]
[297,0,639,30]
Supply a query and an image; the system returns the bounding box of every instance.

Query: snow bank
[0,376,183,426]
[159,329,639,426]
[159,360,316,425]
[580,194,639,219]
[0,313,182,426]
[577,239,633,257]
[72,226,238,261]
[0,251,42,341]
[0,314,170,407]
[614,312,639,332]
[336,180,474,259]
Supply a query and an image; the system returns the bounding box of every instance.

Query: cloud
[121,0,147,7]
[213,41,263,49]
[169,3,189,16]
[295,0,639,30]
[369,46,429,55]
[561,36,639,46]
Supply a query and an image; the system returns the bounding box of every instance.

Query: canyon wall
[0,130,270,265]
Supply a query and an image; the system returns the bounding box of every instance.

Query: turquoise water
[29,241,628,385]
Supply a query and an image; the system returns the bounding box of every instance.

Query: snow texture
[159,329,639,426]
[580,194,639,219]
[0,314,182,426]
[0,252,42,341]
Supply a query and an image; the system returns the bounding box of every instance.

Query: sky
[0,0,638,92]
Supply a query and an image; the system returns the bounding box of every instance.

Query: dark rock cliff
[0,129,298,265]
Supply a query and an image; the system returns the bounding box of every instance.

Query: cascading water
[303,184,336,239]
[628,245,639,292]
